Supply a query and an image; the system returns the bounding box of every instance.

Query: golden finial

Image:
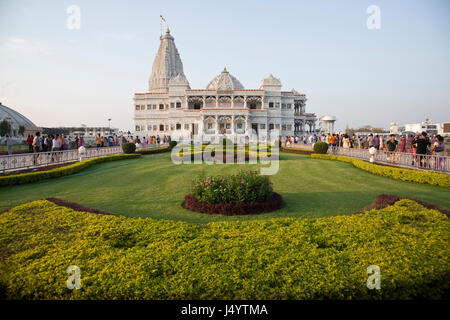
[223,66,227,72]
[166,26,170,34]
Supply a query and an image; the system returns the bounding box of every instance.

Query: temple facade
[133,28,317,141]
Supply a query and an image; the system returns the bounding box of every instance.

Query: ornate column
[231,115,235,135]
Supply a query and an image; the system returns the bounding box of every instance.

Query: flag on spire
[160,15,166,22]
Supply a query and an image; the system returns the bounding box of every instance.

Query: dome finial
[223,66,227,72]
[166,25,170,34]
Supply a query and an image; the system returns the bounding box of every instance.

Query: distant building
[390,119,448,136]
[0,102,41,138]
[42,126,119,138]
[319,115,337,134]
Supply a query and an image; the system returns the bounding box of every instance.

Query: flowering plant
[191,170,273,204]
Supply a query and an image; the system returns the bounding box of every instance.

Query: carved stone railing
[0,146,123,173]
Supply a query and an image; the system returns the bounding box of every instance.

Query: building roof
[260,74,281,88]
[0,103,36,127]
[320,115,336,121]
[148,28,190,92]
[206,67,245,91]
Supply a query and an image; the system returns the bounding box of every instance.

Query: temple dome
[0,103,36,128]
[320,115,336,121]
[259,74,281,89]
[206,67,244,91]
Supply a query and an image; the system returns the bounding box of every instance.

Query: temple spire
[148,28,189,92]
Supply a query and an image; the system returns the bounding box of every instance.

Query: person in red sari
[399,135,406,152]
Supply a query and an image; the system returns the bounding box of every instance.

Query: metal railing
[283,142,449,173]
[328,146,450,173]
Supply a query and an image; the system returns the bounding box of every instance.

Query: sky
[0,0,449,131]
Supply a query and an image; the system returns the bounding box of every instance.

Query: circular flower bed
[183,170,283,215]
[184,192,283,215]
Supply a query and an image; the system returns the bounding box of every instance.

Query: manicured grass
[0,152,449,224]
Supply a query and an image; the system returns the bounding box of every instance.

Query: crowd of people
[20,133,171,154]
[125,135,171,147]
[283,132,446,154]
[282,132,447,169]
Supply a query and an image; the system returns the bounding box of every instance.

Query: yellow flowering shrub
[0,199,449,299]
[311,154,450,188]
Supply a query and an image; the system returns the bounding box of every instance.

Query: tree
[0,120,11,137]
[18,125,25,136]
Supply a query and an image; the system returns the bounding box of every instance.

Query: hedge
[135,146,171,155]
[0,154,141,187]
[280,147,314,155]
[313,142,329,154]
[311,154,450,188]
[122,142,136,154]
[0,199,448,299]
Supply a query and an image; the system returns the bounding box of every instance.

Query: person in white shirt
[52,134,62,151]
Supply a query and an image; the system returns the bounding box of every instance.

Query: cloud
[0,37,55,57]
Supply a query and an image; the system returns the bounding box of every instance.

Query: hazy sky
[0,0,449,131]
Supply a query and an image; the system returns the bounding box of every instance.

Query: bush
[0,154,141,187]
[311,154,450,188]
[191,170,273,204]
[169,141,177,149]
[0,199,449,299]
[122,142,136,154]
[135,146,171,155]
[184,192,283,215]
[355,194,450,217]
[313,142,329,154]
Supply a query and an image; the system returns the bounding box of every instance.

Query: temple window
[176,123,181,130]
[159,104,164,110]
[176,102,181,108]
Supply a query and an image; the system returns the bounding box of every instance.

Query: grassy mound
[0,199,449,299]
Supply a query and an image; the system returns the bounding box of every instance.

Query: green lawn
[0,152,449,224]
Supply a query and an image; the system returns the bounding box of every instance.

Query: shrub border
[354,194,450,218]
[183,192,283,216]
[280,147,314,155]
[46,197,117,216]
[0,153,141,187]
[311,154,450,188]
[135,146,171,155]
